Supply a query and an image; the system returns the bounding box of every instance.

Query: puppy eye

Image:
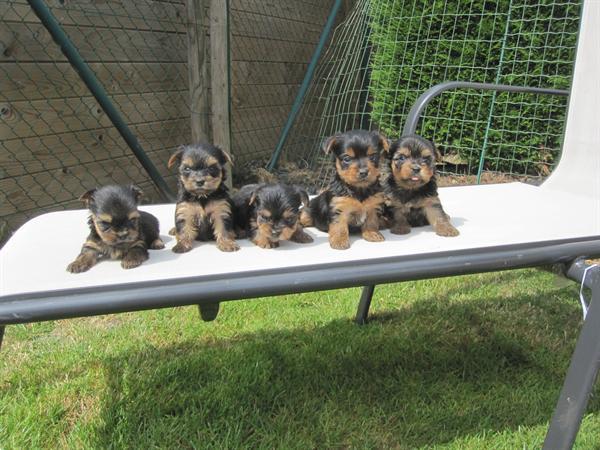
[422,156,432,164]
[284,216,296,225]
[207,166,220,177]
[394,155,406,162]
[341,155,353,164]
[259,214,271,222]
[181,166,191,174]
[98,221,111,230]
[368,154,378,162]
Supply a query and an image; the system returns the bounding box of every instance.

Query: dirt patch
[234,160,544,191]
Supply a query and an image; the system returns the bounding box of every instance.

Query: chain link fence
[0,0,339,245]
[1,0,195,244]
[276,0,581,192]
[229,0,343,173]
[0,0,581,244]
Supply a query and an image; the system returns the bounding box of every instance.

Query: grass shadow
[94,288,597,448]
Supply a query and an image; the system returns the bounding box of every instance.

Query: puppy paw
[172,241,193,253]
[121,257,144,269]
[217,238,240,252]
[121,251,147,269]
[67,259,93,273]
[150,238,165,250]
[390,224,411,235]
[290,229,313,244]
[329,236,350,250]
[253,238,276,249]
[434,222,459,237]
[362,230,385,242]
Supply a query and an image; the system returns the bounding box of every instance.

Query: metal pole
[543,263,600,449]
[267,0,344,171]
[477,0,513,184]
[27,0,175,202]
[403,82,568,136]
[355,285,375,325]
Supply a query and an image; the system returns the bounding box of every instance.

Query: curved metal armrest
[403,81,569,135]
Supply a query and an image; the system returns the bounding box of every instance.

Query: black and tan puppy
[233,183,313,249]
[301,129,388,250]
[381,135,459,237]
[168,143,239,253]
[67,185,164,273]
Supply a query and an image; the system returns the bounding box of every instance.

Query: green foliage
[367,0,581,175]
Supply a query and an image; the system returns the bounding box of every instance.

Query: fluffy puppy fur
[168,143,239,253]
[381,134,459,237]
[67,185,164,273]
[300,129,388,250]
[233,183,313,248]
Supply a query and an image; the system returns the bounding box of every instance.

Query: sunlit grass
[1,269,598,449]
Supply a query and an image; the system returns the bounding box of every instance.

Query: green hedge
[367,0,581,175]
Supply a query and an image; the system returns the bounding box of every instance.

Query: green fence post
[26,0,175,201]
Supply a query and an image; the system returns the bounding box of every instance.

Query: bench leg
[198,302,220,322]
[543,276,600,449]
[0,326,4,350]
[355,285,375,325]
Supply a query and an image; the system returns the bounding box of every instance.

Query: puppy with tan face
[233,183,313,248]
[382,135,459,237]
[301,129,388,250]
[168,143,239,253]
[67,185,164,273]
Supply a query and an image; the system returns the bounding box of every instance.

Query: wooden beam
[210,0,233,186]
[186,0,210,143]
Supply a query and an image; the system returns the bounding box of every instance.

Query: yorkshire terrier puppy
[67,185,164,273]
[232,183,313,249]
[300,129,388,250]
[381,135,459,237]
[168,142,239,253]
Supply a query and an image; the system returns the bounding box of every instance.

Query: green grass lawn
[1,269,599,449]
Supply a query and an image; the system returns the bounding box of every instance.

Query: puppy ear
[294,186,310,208]
[167,146,185,169]
[371,130,390,153]
[322,133,342,155]
[246,184,260,206]
[431,141,442,162]
[217,147,234,166]
[419,136,441,161]
[79,189,97,208]
[130,185,143,204]
[249,191,257,206]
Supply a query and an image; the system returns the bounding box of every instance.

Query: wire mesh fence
[0,0,582,245]
[0,0,338,245]
[1,0,195,244]
[277,0,581,192]
[229,0,342,170]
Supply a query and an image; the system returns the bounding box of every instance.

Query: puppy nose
[359,168,369,177]
[412,166,421,174]
[196,180,205,187]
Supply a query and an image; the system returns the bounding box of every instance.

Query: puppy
[168,143,239,253]
[381,135,459,236]
[301,129,388,250]
[232,183,313,248]
[67,185,164,273]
